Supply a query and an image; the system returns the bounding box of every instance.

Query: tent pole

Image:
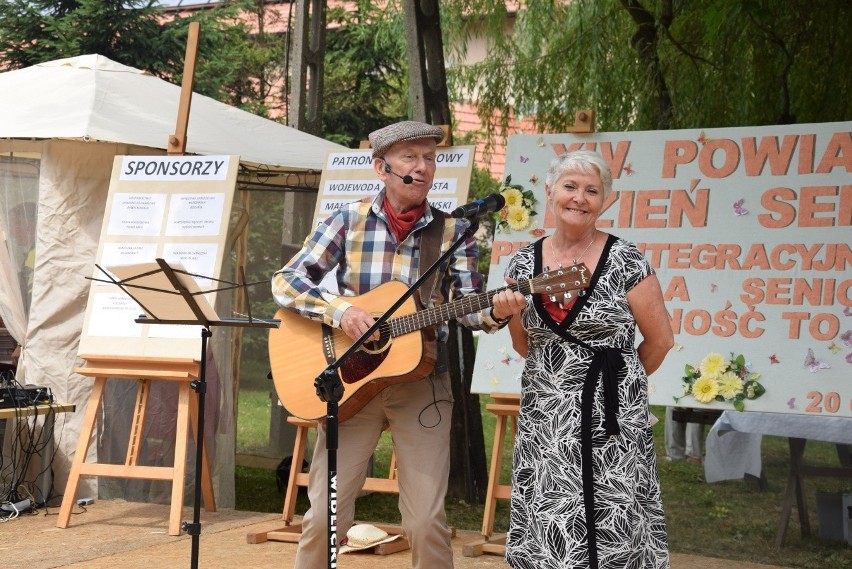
[168,21,200,155]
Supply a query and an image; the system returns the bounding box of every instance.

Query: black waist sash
[572,337,624,569]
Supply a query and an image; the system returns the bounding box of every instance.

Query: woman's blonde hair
[545,150,613,200]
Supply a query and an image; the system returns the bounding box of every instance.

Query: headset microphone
[382,159,413,185]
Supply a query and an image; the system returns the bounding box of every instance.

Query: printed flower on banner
[494,175,538,233]
[700,352,727,377]
[841,330,851,347]
[677,352,765,411]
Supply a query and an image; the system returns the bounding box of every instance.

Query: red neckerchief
[384,197,427,242]
[541,294,577,324]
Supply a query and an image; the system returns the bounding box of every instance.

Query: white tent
[0,54,340,170]
[0,54,344,508]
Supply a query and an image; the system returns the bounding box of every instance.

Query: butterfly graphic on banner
[732,198,749,216]
[804,348,830,373]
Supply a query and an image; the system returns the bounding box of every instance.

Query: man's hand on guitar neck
[341,306,381,342]
[491,278,526,322]
[493,278,528,358]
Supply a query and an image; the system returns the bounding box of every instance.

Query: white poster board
[472,122,851,418]
[314,146,476,226]
[78,155,240,359]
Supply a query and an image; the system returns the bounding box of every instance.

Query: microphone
[451,193,506,219]
[383,161,413,185]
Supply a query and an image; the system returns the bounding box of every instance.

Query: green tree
[0,0,179,69]
[321,1,410,147]
[442,0,852,148]
[0,0,264,105]
[213,0,290,117]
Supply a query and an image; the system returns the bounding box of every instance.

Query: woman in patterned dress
[490,150,674,569]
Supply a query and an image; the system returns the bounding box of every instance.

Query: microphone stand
[314,218,480,569]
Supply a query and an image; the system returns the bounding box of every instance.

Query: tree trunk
[446,322,488,502]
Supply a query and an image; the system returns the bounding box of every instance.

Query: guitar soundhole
[360,328,391,355]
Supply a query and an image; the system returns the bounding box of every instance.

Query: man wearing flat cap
[272,120,518,568]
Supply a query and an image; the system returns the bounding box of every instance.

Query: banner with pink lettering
[472,121,851,417]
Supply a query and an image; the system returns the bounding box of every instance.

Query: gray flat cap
[368,121,444,159]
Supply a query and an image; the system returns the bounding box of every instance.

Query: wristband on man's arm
[489,307,513,327]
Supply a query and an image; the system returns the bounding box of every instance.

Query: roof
[453,101,541,180]
[0,54,345,175]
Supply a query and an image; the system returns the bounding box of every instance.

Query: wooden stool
[463,392,519,557]
[281,417,401,525]
[57,355,216,536]
[246,416,412,555]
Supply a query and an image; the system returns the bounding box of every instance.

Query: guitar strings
[385,269,590,337]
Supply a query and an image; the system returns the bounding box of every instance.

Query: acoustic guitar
[269,264,589,422]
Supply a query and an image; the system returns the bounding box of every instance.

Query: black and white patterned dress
[504,234,669,569]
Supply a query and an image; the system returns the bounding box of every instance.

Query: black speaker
[384,161,391,173]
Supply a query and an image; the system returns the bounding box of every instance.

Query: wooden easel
[56,355,216,536]
[462,393,519,558]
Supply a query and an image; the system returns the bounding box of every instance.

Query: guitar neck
[388,281,531,337]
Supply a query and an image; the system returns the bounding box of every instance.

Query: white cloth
[704,411,852,482]
[704,428,762,483]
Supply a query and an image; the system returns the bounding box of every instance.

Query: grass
[234,372,851,568]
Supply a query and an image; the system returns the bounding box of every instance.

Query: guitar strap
[417,206,446,311]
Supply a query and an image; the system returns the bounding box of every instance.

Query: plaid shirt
[272,189,504,336]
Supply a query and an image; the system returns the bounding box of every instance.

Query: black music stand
[313,221,480,569]
[92,258,278,569]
